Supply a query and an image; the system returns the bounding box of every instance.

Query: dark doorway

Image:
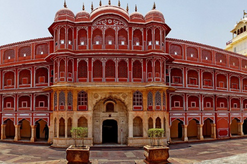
[243,119,247,135]
[102,120,118,143]
[178,122,183,138]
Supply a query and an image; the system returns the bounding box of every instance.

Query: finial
[244,10,247,18]
[108,0,111,5]
[82,3,85,11]
[126,3,129,13]
[135,5,137,12]
[118,0,121,7]
[91,2,94,11]
[64,0,67,8]
[99,0,102,6]
[153,2,156,10]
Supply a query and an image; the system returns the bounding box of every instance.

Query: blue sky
[0,0,247,49]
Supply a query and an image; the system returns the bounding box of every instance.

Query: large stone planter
[66,145,91,164]
[144,145,169,164]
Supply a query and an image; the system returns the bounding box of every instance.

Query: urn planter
[144,145,170,164]
[66,145,91,164]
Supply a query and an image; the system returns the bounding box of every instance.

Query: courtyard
[0,138,247,163]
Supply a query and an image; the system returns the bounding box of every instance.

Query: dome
[90,5,129,21]
[54,8,75,22]
[130,12,145,23]
[145,9,165,23]
[76,11,90,22]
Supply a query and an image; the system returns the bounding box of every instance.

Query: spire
[82,3,85,11]
[91,2,94,11]
[153,2,156,10]
[108,0,111,5]
[64,0,67,8]
[126,3,129,13]
[118,0,121,7]
[135,5,137,12]
[99,0,102,6]
[244,10,247,18]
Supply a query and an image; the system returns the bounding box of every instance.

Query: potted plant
[66,127,91,164]
[144,128,170,164]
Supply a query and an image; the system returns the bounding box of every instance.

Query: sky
[0,0,247,49]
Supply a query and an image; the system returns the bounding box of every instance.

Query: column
[238,122,244,136]
[182,125,188,141]
[14,125,20,141]
[47,126,52,143]
[128,114,133,138]
[1,124,6,140]
[198,124,204,140]
[30,125,36,142]
[143,115,148,138]
[57,119,59,138]
[211,123,216,139]
[88,117,93,138]
[65,118,68,138]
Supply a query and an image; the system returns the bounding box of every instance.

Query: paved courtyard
[0,138,247,163]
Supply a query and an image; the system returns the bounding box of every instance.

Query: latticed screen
[155,91,161,106]
[118,60,127,78]
[59,91,65,106]
[78,60,87,78]
[105,60,115,77]
[78,91,87,106]
[4,49,15,60]
[170,44,182,55]
[133,91,143,106]
[36,44,48,55]
[133,61,142,78]
[147,92,153,106]
[19,46,31,57]
[54,92,57,111]
[93,60,102,78]
[68,91,73,108]
[155,60,160,73]
[60,60,65,72]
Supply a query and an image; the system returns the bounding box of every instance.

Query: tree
[70,127,88,147]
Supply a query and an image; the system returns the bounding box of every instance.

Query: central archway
[102,120,118,143]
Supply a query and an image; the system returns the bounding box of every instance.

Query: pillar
[14,125,20,141]
[88,116,93,138]
[198,124,204,140]
[143,115,148,138]
[238,122,244,136]
[57,119,59,138]
[211,123,216,139]
[47,126,52,143]
[30,125,36,142]
[128,115,133,138]
[182,125,188,141]
[1,124,6,140]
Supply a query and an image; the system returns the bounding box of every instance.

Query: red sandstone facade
[0,2,246,146]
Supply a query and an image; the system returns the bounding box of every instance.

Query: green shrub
[148,128,164,146]
[70,127,88,147]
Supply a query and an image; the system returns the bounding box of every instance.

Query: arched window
[133,29,142,46]
[59,59,65,81]
[148,118,153,129]
[78,91,87,110]
[93,60,102,78]
[105,60,115,78]
[147,29,152,46]
[147,92,153,110]
[118,60,128,78]
[133,91,143,110]
[106,103,114,112]
[133,60,142,79]
[105,28,115,45]
[155,91,161,110]
[59,118,65,137]
[93,29,103,45]
[155,28,160,45]
[19,46,31,58]
[147,60,152,79]
[60,28,65,44]
[78,60,87,79]
[68,28,73,45]
[155,60,160,78]
[118,29,128,45]
[36,44,48,56]
[4,49,15,61]
[54,92,57,111]
[155,117,161,128]
[59,91,65,111]
[78,29,87,46]
[133,117,143,137]
[68,60,73,80]
[68,91,73,111]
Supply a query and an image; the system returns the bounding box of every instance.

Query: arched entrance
[243,119,247,135]
[35,119,48,140]
[93,97,128,144]
[4,119,15,139]
[170,119,183,141]
[102,120,118,143]
[19,119,31,140]
[231,118,240,136]
[203,118,213,138]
